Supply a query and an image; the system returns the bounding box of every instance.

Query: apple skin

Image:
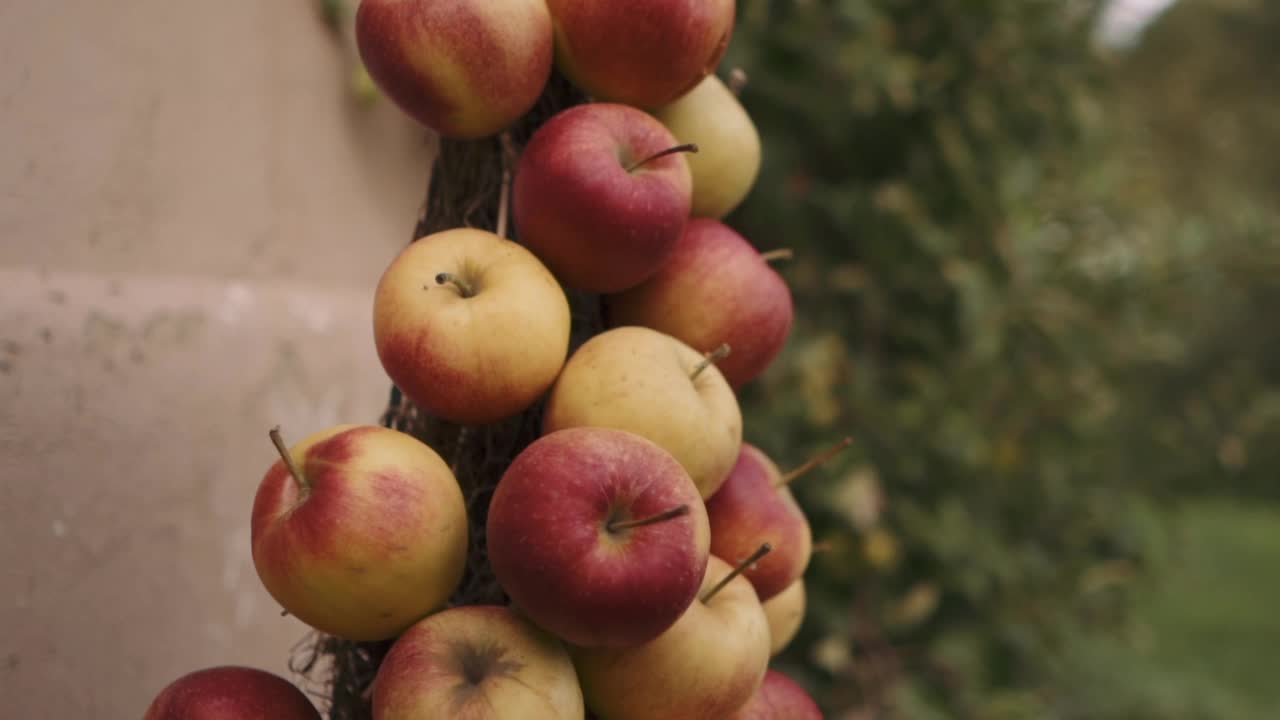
[606,219,793,389]
[571,555,770,720]
[251,425,468,642]
[488,427,710,648]
[356,0,553,139]
[729,670,824,720]
[374,228,571,425]
[763,579,806,656]
[543,326,742,499]
[547,0,736,108]
[374,605,584,720]
[143,666,319,720]
[706,444,812,602]
[653,74,761,218]
[513,103,692,293]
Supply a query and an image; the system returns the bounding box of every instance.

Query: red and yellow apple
[144,666,319,720]
[653,74,761,218]
[729,670,824,720]
[706,445,810,602]
[488,427,709,648]
[513,103,693,293]
[251,424,467,642]
[373,228,571,425]
[356,0,553,138]
[547,0,736,108]
[373,605,584,720]
[543,326,742,499]
[606,219,793,388]
[571,555,771,720]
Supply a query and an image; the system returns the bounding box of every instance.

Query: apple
[606,219,793,388]
[144,666,319,720]
[571,554,771,720]
[373,605,584,720]
[488,427,710,648]
[547,0,736,108]
[542,326,742,499]
[763,579,805,656]
[705,444,810,602]
[728,670,824,720]
[251,424,467,642]
[513,103,694,293]
[373,227,571,425]
[356,0,553,139]
[653,74,761,218]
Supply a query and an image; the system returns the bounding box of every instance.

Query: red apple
[356,0,553,138]
[728,670,824,720]
[571,555,771,720]
[706,445,811,602]
[513,103,693,293]
[373,605,584,720]
[542,326,742,499]
[607,218,793,388]
[547,0,736,108]
[144,666,319,720]
[251,425,468,642]
[373,227,571,425]
[488,427,709,648]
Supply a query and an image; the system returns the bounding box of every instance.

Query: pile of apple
[142,1,849,719]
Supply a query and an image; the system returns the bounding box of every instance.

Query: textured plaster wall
[0,2,430,716]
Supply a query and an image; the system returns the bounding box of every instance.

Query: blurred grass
[1056,501,1280,719]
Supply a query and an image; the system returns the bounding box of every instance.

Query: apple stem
[607,504,690,533]
[269,425,309,495]
[690,343,731,381]
[777,436,854,488]
[496,132,515,239]
[702,543,772,604]
[626,143,699,173]
[436,272,475,298]
[729,68,749,97]
[760,248,794,264]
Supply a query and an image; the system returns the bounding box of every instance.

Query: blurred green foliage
[724,0,1279,716]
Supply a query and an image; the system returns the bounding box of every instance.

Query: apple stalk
[689,343,732,381]
[760,248,794,264]
[626,143,699,173]
[701,542,772,603]
[435,272,476,298]
[269,425,309,496]
[606,504,691,532]
[777,436,853,488]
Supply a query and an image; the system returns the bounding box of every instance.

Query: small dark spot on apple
[5,653,18,671]
[0,360,12,375]
[40,328,53,344]
[2,340,19,355]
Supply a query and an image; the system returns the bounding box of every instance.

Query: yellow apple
[653,74,761,218]
[374,228,571,425]
[542,326,742,498]
[571,555,770,720]
[763,579,805,656]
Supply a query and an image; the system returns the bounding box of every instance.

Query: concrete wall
[0,2,431,716]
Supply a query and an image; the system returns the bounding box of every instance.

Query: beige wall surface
[1,2,431,716]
